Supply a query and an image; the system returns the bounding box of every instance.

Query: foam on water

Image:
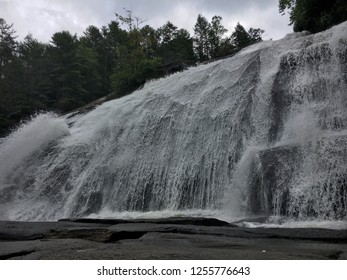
[0,113,70,187]
[237,216,347,230]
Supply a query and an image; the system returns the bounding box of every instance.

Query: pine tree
[18,34,50,108]
[80,25,110,93]
[157,24,195,73]
[193,14,211,61]
[208,16,227,59]
[0,18,24,135]
[47,31,86,111]
[0,18,17,80]
[231,23,251,51]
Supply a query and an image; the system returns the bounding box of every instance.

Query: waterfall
[0,22,346,222]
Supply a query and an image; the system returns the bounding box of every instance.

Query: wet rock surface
[0,218,346,260]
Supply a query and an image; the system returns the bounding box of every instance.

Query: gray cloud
[0,0,292,42]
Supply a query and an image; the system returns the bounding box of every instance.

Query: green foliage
[18,35,50,108]
[140,25,159,57]
[248,28,265,44]
[158,21,177,44]
[193,15,263,61]
[0,18,17,67]
[47,31,86,110]
[157,22,195,68]
[111,57,161,96]
[0,11,265,136]
[0,18,25,134]
[76,45,102,101]
[231,23,264,52]
[209,16,228,58]
[80,25,112,94]
[279,0,347,32]
[110,24,162,96]
[194,14,211,61]
[231,23,251,51]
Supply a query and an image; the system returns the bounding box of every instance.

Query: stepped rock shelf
[0,218,346,260]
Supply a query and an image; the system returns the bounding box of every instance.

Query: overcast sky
[1,0,292,42]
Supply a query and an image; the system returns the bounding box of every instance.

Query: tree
[208,16,227,59]
[231,23,264,52]
[47,31,86,111]
[0,18,25,135]
[279,0,347,33]
[80,25,110,93]
[193,15,233,61]
[157,21,177,44]
[18,34,50,109]
[100,21,128,93]
[193,14,211,61]
[218,37,236,58]
[0,18,17,80]
[76,45,102,102]
[110,22,162,96]
[115,8,146,31]
[248,28,264,44]
[172,29,196,64]
[157,22,195,68]
[231,23,251,51]
[81,26,104,50]
[140,25,159,58]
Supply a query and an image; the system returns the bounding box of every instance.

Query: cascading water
[0,22,346,224]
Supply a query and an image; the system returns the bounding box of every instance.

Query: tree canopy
[0,13,265,136]
[279,0,347,33]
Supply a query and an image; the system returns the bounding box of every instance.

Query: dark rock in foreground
[0,218,346,260]
[60,217,231,226]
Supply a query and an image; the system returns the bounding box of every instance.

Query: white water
[237,216,347,230]
[0,113,69,188]
[0,22,346,227]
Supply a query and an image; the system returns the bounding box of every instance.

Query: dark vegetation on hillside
[0,11,264,136]
[279,0,347,33]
